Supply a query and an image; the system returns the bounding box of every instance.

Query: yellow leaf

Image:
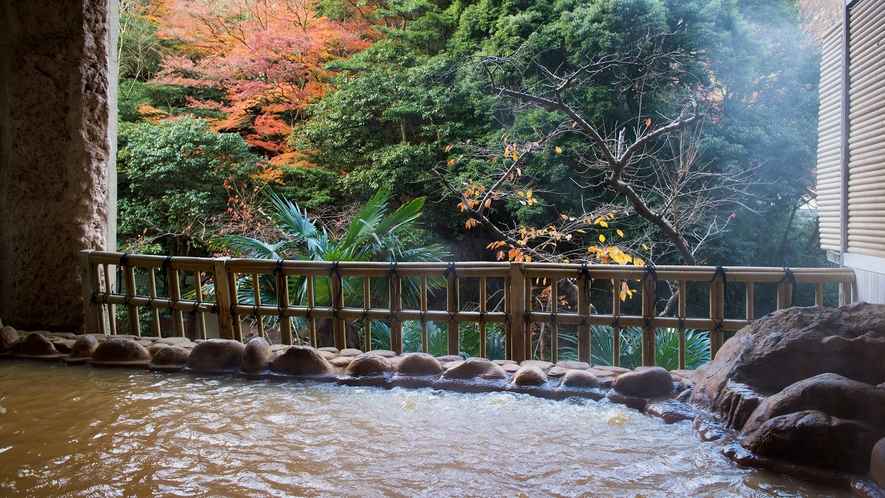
[642,244,650,251]
[616,229,624,237]
[577,229,586,233]
[599,220,608,228]
[634,257,645,266]
[560,214,568,220]
[492,156,498,163]
[608,213,615,219]
[512,150,518,160]
[444,144,453,152]
[517,168,522,176]
[518,191,525,196]
[599,234,606,243]
[555,146,563,154]
[526,189,533,198]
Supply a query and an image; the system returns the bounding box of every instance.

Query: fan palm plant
[212,187,446,345]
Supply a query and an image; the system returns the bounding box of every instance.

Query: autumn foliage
[153,0,375,161]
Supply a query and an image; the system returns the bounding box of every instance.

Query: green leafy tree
[117,116,264,255]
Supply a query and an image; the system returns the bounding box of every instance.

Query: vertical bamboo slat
[307,276,317,348]
[479,276,487,359]
[252,273,262,338]
[815,282,824,306]
[363,277,371,352]
[123,265,139,335]
[331,272,345,349]
[79,251,101,335]
[710,276,725,360]
[213,258,235,340]
[104,263,117,335]
[577,275,590,364]
[420,277,429,354]
[612,280,621,367]
[523,274,532,361]
[389,274,403,355]
[228,268,242,341]
[167,266,185,337]
[446,270,459,356]
[641,275,656,367]
[147,268,160,336]
[194,271,207,340]
[277,269,292,345]
[678,280,687,370]
[550,279,559,364]
[746,281,755,322]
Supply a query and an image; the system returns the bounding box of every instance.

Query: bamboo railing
[80,250,856,366]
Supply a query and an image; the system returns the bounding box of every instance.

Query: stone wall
[0,0,116,332]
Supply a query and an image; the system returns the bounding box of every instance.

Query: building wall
[818,0,885,304]
[0,0,117,331]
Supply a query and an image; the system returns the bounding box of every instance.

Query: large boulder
[149,346,190,370]
[740,410,884,473]
[742,373,885,435]
[612,366,674,398]
[559,369,599,389]
[187,339,245,372]
[691,303,885,430]
[270,346,335,377]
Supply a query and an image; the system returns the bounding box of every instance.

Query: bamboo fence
[80,250,856,367]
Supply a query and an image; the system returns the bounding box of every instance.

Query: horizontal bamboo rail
[80,250,856,366]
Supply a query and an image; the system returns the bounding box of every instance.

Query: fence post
[446,266,459,356]
[79,250,101,335]
[508,263,527,363]
[577,275,591,364]
[213,257,234,340]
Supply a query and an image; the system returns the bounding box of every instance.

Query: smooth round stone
[442,357,507,381]
[240,337,274,374]
[368,349,397,358]
[149,343,170,355]
[521,360,552,371]
[338,348,363,357]
[69,335,100,359]
[556,360,590,370]
[329,356,354,368]
[17,333,62,357]
[394,353,442,377]
[270,346,335,377]
[0,326,20,353]
[345,353,393,377]
[91,338,151,364]
[612,367,674,398]
[187,339,245,372]
[560,369,599,389]
[510,365,548,386]
[151,346,190,366]
[546,366,568,377]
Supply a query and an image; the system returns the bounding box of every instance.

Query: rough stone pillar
[0,0,117,332]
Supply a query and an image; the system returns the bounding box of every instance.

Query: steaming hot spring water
[0,360,849,497]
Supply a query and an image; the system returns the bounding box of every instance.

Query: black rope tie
[388,311,400,324]
[780,267,797,307]
[643,264,659,289]
[447,311,458,324]
[161,256,173,272]
[305,309,313,321]
[644,316,655,330]
[712,318,724,334]
[327,261,343,312]
[272,259,285,277]
[611,317,620,329]
[361,310,370,322]
[678,316,687,330]
[550,313,557,327]
[712,265,728,298]
[387,261,400,279]
[419,311,427,324]
[252,305,260,322]
[444,262,458,279]
[478,311,486,324]
[327,261,342,279]
[577,262,591,280]
[119,253,130,269]
[145,297,154,310]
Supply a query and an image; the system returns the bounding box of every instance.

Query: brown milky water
[0,360,849,497]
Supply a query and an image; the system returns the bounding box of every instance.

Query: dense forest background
[117,0,839,276]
